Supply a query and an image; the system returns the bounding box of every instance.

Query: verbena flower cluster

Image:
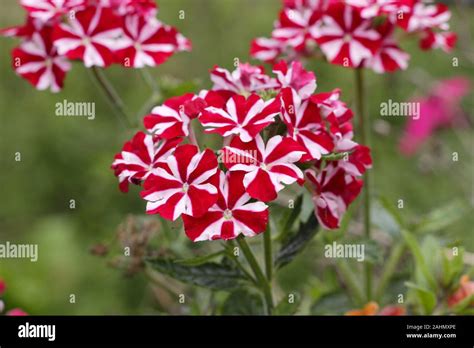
[1,0,191,92]
[112,61,372,240]
[251,0,456,73]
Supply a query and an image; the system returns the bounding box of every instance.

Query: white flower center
[260,163,268,170]
[223,209,233,220]
[343,33,352,42]
[182,183,190,193]
[134,42,142,51]
[82,36,91,46]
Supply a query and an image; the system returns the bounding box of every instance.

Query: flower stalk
[354,68,373,301]
[236,236,274,314]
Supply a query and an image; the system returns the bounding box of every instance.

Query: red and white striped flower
[311,88,353,126]
[12,26,71,92]
[306,164,363,229]
[210,63,278,95]
[273,60,316,99]
[183,171,269,242]
[115,15,189,68]
[272,5,321,52]
[398,2,451,33]
[144,93,199,139]
[339,144,372,177]
[280,88,334,161]
[313,3,380,68]
[364,22,409,73]
[223,135,305,202]
[250,37,284,63]
[200,94,280,142]
[141,145,219,220]
[108,0,158,19]
[111,131,182,193]
[420,30,457,53]
[53,6,124,67]
[21,0,86,23]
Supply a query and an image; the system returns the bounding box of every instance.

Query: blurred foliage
[0,0,473,314]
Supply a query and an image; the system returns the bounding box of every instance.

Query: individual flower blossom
[338,144,372,177]
[111,131,182,193]
[448,275,474,308]
[280,87,334,161]
[199,94,280,142]
[144,93,199,139]
[210,63,278,95]
[273,60,316,98]
[347,0,408,21]
[397,2,451,33]
[12,26,71,92]
[364,22,410,73]
[419,29,457,53]
[109,0,158,19]
[183,171,269,242]
[399,77,470,156]
[271,4,322,53]
[141,145,219,221]
[53,6,124,67]
[6,308,28,316]
[250,37,284,63]
[345,301,406,315]
[306,164,363,229]
[0,16,44,38]
[223,135,305,202]
[115,15,190,68]
[311,88,353,125]
[20,0,86,23]
[313,2,380,68]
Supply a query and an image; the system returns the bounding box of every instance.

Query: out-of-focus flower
[12,26,71,92]
[399,77,470,156]
[0,279,27,316]
[448,275,474,308]
[345,301,406,315]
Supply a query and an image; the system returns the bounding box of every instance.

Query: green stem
[354,68,372,301]
[237,236,274,314]
[375,242,406,301]
[336,260,365,306]
[90,67,133,128]
[263,225,272,281]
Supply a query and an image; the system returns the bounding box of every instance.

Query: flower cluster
[112,61,371,240]
[1,0,191,92]
[251,0,456,73]
[0,279,27,316]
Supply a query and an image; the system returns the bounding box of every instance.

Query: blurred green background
[0,0,473,314]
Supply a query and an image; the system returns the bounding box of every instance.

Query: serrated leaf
[146,258,248,290]
[405,281,437,314]
[174,250,225,266]
[276,213,319,268]
[221,289,264,315]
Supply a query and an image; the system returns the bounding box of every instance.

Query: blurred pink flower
[399,77,470,156]
[0,278,28,316]
[6,308,28,316]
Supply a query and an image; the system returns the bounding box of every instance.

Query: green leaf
[274,294,301,315]
[401,229,437,291]
[451,293,474,314]
[174,250,225,266]
[442,247,464,288]
[277,195,303,242]
[405,281,437,315]
[146,258,248,290]
[275,213,319,268]
[311,292,353,315]
[321,151,352,161]
[414,200,467,234]
[221,289,264,315]
[371,198,403,237]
